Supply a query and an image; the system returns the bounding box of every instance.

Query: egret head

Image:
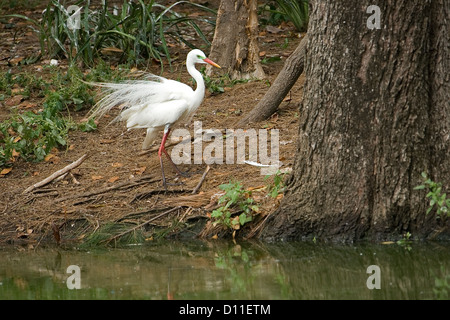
[187,49,221,68]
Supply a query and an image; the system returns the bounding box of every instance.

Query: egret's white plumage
[89,49,220,188]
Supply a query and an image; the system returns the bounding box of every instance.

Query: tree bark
[237,34,307,126]
[206,0,265,79]
[261,0,450,242]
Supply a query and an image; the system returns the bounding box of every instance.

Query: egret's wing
[122,99,190,130]
[89,75,194,120]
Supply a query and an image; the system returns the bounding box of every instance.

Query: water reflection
[0,240,448,299]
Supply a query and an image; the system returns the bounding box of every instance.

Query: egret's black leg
[159,127,190,178]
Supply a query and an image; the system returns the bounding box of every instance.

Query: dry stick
[192,165,210,194]
[23,154,88,194]
[55,175,158,203]
[104,206,180,245]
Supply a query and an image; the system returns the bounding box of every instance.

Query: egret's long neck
[187,63,205,104]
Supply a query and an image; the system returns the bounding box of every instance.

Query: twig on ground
[55,175,158,203]
[23,154,88,194]
[192,165,210,194]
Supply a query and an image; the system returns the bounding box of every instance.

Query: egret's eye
[197,55,204,60]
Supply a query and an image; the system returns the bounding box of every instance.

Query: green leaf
[239,213,251,225]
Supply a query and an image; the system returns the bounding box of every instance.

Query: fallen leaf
[211,234,218,240]
[108,176,119,183]
[133,166,146,175]
[259,51,266,57]
[247,185,266,191]
[5,95,24,106]
[44,154,55,162]
[91,175,103,181]
[42,153,59,163]
[11,88,24,94]
[19,101,38,109]
[9,56,24,65]
[112,162,123,168]
[11,149,20,157]
[0,167,13,176]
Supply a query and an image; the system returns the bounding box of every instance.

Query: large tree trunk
[237,34,307,126]
[261,0,450,242]
[206,0,265,79]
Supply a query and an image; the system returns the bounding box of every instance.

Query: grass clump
[259,0,309,32]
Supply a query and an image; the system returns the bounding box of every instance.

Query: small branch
[192,165,210,194]
[104,206,180,245]
[55,175,158,203]
[23,154,88,194]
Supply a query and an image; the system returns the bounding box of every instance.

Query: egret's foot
[177,170,191,178]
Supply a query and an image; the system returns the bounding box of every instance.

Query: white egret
[90,49,221,189]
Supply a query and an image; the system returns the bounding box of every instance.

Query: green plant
[260,56,281,64]
[78,118,97,132]
[274,0,309,32]
[258,3,286,28]
[258,1,309,32]
[414,172,450,218]
[264,169,287,198]
[0,108,70,166]
[396,232,412,251]
[396,232,412,245]
[211,181,258,230]
[3,0,216,67]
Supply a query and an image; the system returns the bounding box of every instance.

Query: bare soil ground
[0,1,304,245]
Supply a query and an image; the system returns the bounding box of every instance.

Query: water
[0,240,448,300]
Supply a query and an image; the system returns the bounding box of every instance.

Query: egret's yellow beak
[204,58,221,68]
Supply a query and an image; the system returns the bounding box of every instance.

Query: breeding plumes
[89,49,220,189]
